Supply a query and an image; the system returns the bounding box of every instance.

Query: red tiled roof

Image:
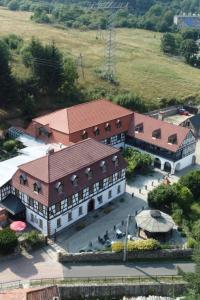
[18,138,122,183]
[129,113,190,152]
[0,286,59,300]
[33,99,133,134]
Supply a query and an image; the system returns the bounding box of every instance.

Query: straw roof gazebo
[135,210,175,241]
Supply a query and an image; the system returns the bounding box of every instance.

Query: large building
[174,14,200,29]
[26,99,134,149]
[0,99,196,234]
[1,139,126,235]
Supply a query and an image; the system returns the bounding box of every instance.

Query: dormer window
[71,174,78,187]
[135,123,143,133]
[94,127,100,136]
[100,160,107,173]
[105,123,111,132]
[33,182,41,193]
[82,130,88,140]
[116,119,122,128]
[55,181,64,193]
[20,173,27,185]
[152,129,161,139]
[85,167,93,180]
[112,155,119,167]
[168,134,177,144]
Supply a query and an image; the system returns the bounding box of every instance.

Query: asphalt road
[0,248,195,283]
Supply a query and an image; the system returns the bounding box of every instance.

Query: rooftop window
[71,174,78,187]
[100,160,107,173]
[135,123,143,133]
[152,128,161,139]
[105,123,111,132]
[33,182,42,193]
[116,119,122,128]
[81,130,88,140]
[94,126,100,136]
[112,155,119,167]
[168,134,178,144]
[55,181,64,193]
[20,173,27,185]
[85,167,93,180]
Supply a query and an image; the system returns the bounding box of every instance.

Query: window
[78,190,83,201]
[89,185,94,195]
[99,180,104,190]
[68,211,72,222]
[168,134,177,144]
[20,173,27,185]
[108,190,112,199]
[33,182,41,193]
[106,137,111,144]
[117,171,122,180]
[55,202,61,213]
[94,126,100,136]
[71,175,78,187]
[38,202,43,213]
[67,196,73,207]
[135,123,144,133]
[112,155,119,167]
[39,219,43,229]
[152,129,161,139]
[85,168,93,180]
[117,185,121,194]
[109,175,113,185]
[97,195,103,204]
[117,134,121,141]
[57,218,61,228]
[82,130,88,140]
[55,182,63,193]
[31,213,34,222]
[116,119,122,128]
[105,123,111,132]
[79,206,83,216]
[100,161,106,173]
[28,197,34,207]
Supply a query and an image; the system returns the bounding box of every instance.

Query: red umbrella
[10,221,26,232]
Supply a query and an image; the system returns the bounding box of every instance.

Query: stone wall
[58,249,192,263]
[59,283,187,300]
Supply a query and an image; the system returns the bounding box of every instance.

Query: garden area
[147,169,200,249]
[0,228,45,256]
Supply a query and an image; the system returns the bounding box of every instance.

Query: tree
[192,220,200,242]
[114,92,147,113]
[0,39,16,106]
[161,33,177,54]
[179,170,200,199]
[181,29,200,41]
[0,228,18,255]
[8,0,19,11]
[180,39,198,62]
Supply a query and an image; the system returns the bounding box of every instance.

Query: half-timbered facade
[126,113,196,174]
[9,139,126,235]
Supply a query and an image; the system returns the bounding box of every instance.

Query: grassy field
[1,7,200,102]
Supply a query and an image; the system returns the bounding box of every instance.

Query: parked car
[105,239,112,247]
[116,229,125,239]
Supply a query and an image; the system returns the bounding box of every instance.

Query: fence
[0,275,185,291]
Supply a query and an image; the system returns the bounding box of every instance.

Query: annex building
[0,99,196,235]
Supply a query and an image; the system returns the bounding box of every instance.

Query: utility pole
[123,214,131,263]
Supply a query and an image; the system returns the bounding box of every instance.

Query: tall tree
[0,40,16,106]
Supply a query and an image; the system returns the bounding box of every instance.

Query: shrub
[22,230,44,250]
[76,222,86,231]
[8,0,19,11]
[0,228,18,255]
[3,139,18,152]
[103,207,112,214]
[187,237,197,249]
[111,239,160,252]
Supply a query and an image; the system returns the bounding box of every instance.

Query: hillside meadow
[1,7,200,103]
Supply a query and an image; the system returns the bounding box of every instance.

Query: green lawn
[1,7,200,102]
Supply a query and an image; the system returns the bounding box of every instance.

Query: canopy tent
[135,210,175,233]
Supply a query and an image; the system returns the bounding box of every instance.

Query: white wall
[26,207,48,235]
[49,179,126,235]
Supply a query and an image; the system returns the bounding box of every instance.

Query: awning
[0,194,25,215]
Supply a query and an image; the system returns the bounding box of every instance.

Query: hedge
[111,239,160,253]
[0,228,18,255]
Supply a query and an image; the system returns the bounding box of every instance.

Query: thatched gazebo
[135,210,175,242]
